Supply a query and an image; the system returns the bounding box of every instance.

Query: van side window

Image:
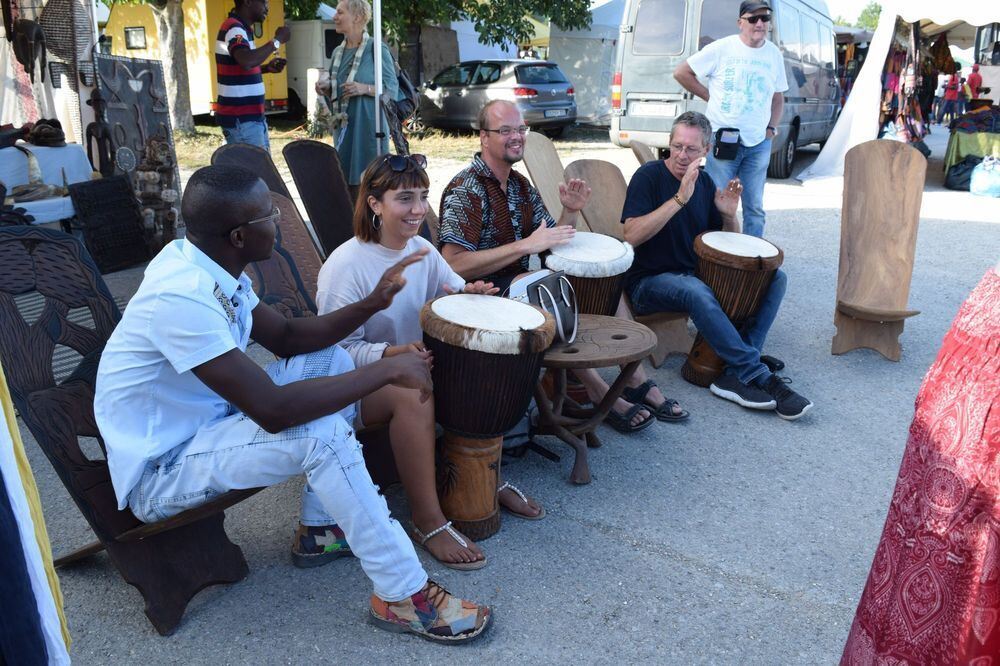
[324,30,341,59]
[799,16,820,64]
[632,0,686,55]
[699,0,741,49]
[777,5,801,58]
[819,27,834,69]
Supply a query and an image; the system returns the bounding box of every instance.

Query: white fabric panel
[216,82,267,97]
[0,144,94,187]
[0,392,71,664]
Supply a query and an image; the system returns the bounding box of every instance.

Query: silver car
[413,59,577,137]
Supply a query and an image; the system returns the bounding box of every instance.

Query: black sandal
[622,380,690,422]
[604,402,656,433]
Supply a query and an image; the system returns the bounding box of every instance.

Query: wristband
[272,39,281,50]
[766,125,775,132]
[673,193,686,208]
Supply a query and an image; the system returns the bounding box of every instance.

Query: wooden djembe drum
[420,294,555,540]
[544,231,635,315]
[681,231,784,387]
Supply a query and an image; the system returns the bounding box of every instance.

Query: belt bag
[713,127,740,160]
[527,270,578,344]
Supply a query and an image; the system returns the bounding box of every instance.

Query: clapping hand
[714,177,742,219]
[366,249,428,310]
[558,178,591,212]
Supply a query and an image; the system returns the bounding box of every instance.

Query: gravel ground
[18,128,1000,664]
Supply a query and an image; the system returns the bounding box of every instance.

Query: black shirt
[620,161,722,291]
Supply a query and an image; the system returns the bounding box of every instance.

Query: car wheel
[542,126,566,139]
[404,112,427,136]
[768,125,797,179]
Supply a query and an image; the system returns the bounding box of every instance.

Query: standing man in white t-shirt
[674,0,788,238]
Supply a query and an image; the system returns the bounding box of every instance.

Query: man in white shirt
[674,0,788,237]
[93,165,490,643]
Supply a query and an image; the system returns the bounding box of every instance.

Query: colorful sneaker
[368,579,492,643]
[290,524,353,568]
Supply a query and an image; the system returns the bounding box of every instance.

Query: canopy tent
[547,0,625,125]
[524,15,549,49]
[799,0,1000,181]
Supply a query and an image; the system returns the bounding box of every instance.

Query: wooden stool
[832,140,925,361]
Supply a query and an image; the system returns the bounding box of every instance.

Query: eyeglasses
[380,153,427,171]
[669,144,706,157]
[219,206,280,237]
[482,125,531,137]
[741,14,771,23]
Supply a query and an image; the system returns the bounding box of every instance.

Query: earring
[371,212,382,230]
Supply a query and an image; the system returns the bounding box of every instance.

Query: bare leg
[573,368,650,427]
[361,385,484,565]
[497,472,543,517]
[613,297,685,417]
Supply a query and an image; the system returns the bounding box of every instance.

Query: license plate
[544,109,567,118]
[630,102,678,117]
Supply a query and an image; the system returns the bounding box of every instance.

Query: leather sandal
[498,481,546,520]
[410,521,487,571]
[622,379,690,422]
[604,402,656,432]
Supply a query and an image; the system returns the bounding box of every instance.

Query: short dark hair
[670,111,712,147]
[182,165,266,237]
[353,154,430,243]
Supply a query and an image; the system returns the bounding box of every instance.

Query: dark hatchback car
[412,59,577,137]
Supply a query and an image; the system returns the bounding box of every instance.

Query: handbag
[526,270,578,344]
[944,155,983,191]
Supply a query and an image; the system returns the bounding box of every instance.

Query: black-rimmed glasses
[742,14,771,23]
[219,206,280,237]
[482,125,531,137]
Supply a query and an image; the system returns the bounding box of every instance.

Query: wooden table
[534,314,656,484]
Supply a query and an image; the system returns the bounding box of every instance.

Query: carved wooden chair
[210,142,293,200]
[282,139,355,257]
[832,140,924,361]
[630,140,656,165]
[563,158,693,367]
[523,131,567,225]
[0,226,258,636]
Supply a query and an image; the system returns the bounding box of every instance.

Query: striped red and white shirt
[215,12,265,127]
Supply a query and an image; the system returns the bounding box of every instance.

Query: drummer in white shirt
[621,111,812,420]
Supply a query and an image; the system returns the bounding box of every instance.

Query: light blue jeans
[128,346,426,602]
[222,117,271,152]
[705,138,772,238]
[629,269,787,386]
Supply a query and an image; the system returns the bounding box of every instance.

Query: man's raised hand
[366,248,428,310]
[558,178,592,212]
[714,177,742,219]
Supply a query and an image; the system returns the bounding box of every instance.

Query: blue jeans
[222,118,271,152]
[705,138,772,238]
[629,269,787,386]
[128,346,426,602]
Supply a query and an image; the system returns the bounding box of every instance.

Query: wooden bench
[832,140,924,361]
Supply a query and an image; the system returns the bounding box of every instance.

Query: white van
[285,19,341,115]
[610,0,839,177]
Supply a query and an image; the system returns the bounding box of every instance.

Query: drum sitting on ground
[421,294,555,540]
[545,231,634,316]
[681,231,784,387]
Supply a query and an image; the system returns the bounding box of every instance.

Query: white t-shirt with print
[687,34,789,147]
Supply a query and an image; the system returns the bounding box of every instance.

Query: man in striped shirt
[215,0,290,150]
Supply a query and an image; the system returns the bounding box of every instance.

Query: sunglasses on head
[742,14,771,23]
[380,153,428,172]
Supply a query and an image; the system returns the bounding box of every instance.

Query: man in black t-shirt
[622,112,812,421]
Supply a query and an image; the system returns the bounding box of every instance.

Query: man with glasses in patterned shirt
[674,0,788,238]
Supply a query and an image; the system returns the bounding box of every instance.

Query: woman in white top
[316,153,545,570]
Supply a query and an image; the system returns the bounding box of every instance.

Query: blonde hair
[339,0,372,26]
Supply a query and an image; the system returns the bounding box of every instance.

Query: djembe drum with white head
[420,294,555,540]
[681,231,784,387]
[544,231,634,316]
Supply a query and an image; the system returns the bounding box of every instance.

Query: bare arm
[231,26,290,71]
[440,222,575,280]
[192,348,431,433]
[768,92,784,138]
[251,250,428,358]
[674,61,710,101]
[623,161,700,247]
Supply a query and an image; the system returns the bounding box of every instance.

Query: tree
[121,0,196,134]
[832,15,853,27]
[856,1,881,32]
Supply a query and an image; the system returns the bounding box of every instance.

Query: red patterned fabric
[842,269,1000,665]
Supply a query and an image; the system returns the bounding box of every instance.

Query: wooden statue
[832,140,925,361]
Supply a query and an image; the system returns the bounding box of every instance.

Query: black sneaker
[709,374,777,410]
[758,375,813,421]
[760,354,785,373]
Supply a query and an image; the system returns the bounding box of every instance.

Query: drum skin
[682,233,784,387]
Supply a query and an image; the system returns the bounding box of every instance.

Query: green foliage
[284,0,592,47]
[856,1,881,31]
[832,15,852,27]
